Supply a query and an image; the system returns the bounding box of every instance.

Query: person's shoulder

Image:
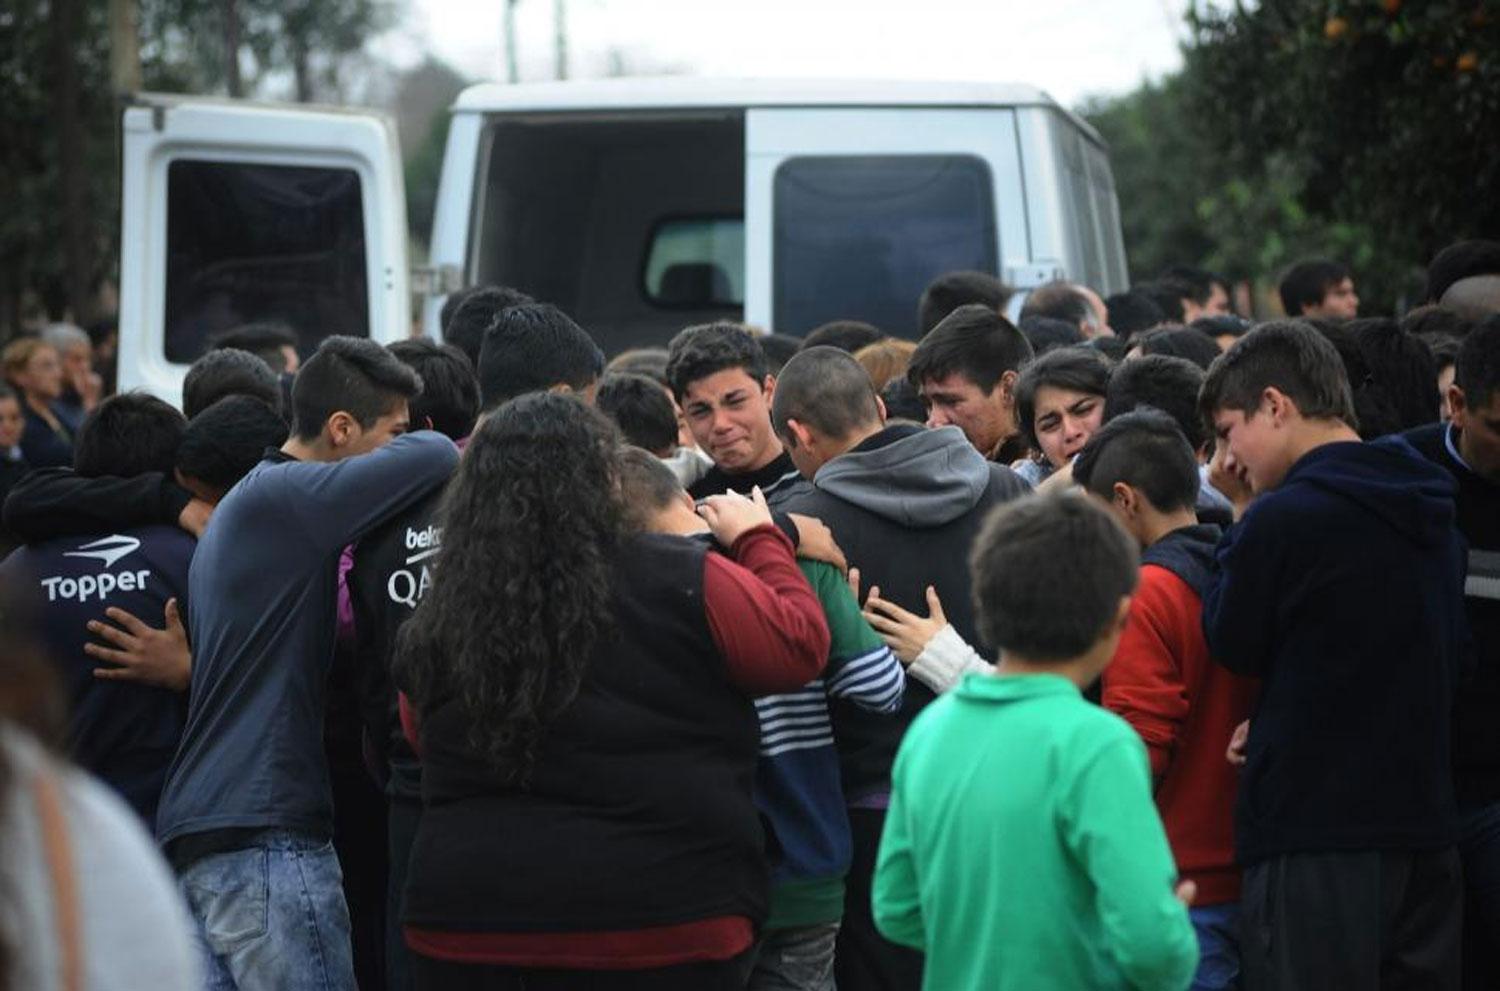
[1403,422,1446,460]
[1062,701,1148,767]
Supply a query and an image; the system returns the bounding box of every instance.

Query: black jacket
[1407,422,1500,807]
[1203,438,1467,864]
[782,424,1030,799]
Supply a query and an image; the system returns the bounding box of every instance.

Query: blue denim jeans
[1189,902,1241,991]
[180,830,356,991]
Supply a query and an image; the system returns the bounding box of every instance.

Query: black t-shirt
[688,450,806,507]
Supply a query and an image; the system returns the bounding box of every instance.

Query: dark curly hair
[393,393,624,783]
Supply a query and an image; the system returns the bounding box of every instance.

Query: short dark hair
[801,320,885,355]
[176,396,289,492]
[1074,409,1200,513]
[1019,316,1085,355]
[970,493,1139,661]
[1131,327,1223,371]
[1087,336,1129,364]
[182,347,281,420]
[1105,291,1166,341]
[1425,240,1500,303]
[757,334,802,375]
[1160,266,1227,306]
[211,322,299,373]
[1279,259,1351,316]
[918,270,1010,336]
[1401,304,1473,341]
[445,285,535,369]
[772,346,883,442]
[477,303,604,411]
[1019,282,1092,328]
[616,445,686,530]
[388,338,480,442]
[290,336,423,441]
[880,377,927,423]
[74,392,186,478]
[1014,346,1112,448]
[1131,279,1191,324]
[438,286,480,334]
[596,373,679,456]
[1429,334,1462,374]
[1200,320,1356,429]
[1190,315,1251,343]
[665,322,768,402]
[1456,315,1500,408]
[1344,318,1439,435]
[1104,354,1207,451]
[908,304,1033,394]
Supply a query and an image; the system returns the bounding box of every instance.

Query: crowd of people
[1,238,1499,991]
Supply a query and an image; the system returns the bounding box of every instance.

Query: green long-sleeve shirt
[873,672,1198,991]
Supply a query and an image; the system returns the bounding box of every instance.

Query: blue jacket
[1203,438,1466,864]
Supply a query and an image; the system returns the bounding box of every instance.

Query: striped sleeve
[801,560,905,714]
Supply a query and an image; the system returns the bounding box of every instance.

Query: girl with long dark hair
[395,393,829,990]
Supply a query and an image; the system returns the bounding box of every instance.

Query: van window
[643,218,745,307]
[164,160,369,363]
[773,155,996,337]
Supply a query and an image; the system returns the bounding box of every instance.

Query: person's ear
[327,410,358,448]
[763,375,777,403]
[1261,387,1289,426]
[786,417,815,452]
[1111,481,1137,518]
[875,393,888,424]
[1447,384,1468,428]
[996,369,1019,401]
[678,490,696,515]
[1111,595,1132,634]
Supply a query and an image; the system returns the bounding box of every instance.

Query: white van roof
[454,77,1102,143]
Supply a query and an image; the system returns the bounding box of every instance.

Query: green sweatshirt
[873,673,1198,991]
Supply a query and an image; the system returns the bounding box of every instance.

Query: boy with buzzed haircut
[1200,320,1466,990]
[1073,410,1257,991]
[873,492,1198,991]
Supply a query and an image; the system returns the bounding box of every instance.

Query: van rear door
[744,107,1030,339]
[117,97,408,404]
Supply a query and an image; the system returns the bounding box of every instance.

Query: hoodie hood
[1141,523,1222,600]
[813,425,996,527]
[1285,438,1456,548]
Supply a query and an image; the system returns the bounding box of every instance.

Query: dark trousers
[834,807,924,991]
[386,797,422,991]
[410,955,745,990]
[1459,800,1500,989]
[1242,848,1462,991]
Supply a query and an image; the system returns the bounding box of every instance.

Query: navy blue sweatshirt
[1203,439,1467,865]
[0,524,194,825]
[155,432,459,853]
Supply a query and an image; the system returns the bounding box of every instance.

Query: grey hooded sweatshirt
[783,423,1030,800]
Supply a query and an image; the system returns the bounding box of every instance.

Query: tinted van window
[164,160,368,363]
[643,218,745,307]
[773,155,996,337]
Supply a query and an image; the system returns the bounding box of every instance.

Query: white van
[115,78,1127,402]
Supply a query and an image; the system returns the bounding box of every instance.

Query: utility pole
[109,0,141,95]
[554,0,567,80]
[504,0,520,83]
[222,0,243,97]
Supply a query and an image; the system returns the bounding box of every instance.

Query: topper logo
[62,535,141,569]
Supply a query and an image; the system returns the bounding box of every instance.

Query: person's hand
[1208,444,1253,520]
[698,486,774,548]
[1036,459,1075,493]
[87,598,191,692]
[1226,720,1249,767]
[70,365,103,411]
[788,513,847,575]
[1174,880,1198,907]
[863,585,948,665]
[177,498,213,537]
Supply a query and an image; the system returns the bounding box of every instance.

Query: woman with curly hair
[394,393,830,990]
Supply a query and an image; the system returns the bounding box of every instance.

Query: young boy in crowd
[1200,320,1467,989]
[1073,410,1258,991]
[1405,315,1500,987]
[872,492,1198,991]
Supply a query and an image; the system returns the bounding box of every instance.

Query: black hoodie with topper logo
[1202,437,1468,865]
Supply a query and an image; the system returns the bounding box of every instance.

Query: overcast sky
[381,0,1193,110]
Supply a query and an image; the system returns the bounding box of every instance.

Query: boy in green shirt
[873,493,1199,991]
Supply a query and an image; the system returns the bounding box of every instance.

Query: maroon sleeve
[398,692,422,758]
[704,524,831,696]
